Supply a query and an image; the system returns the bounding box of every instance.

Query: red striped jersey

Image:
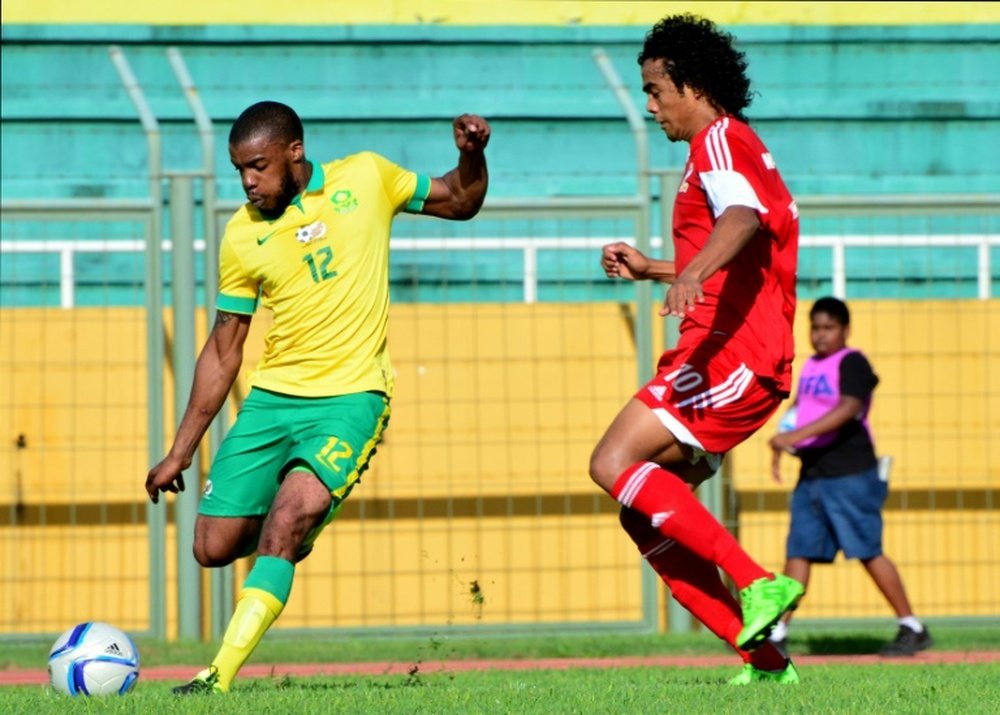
[672,115,799,393]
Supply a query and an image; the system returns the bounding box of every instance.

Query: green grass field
[3,625,998,714]
[4,664,1000,715]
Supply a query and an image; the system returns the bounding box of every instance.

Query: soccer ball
[47,622,140,696]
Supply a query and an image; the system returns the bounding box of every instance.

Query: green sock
[243,555,295,603]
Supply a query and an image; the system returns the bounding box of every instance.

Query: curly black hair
[229,100,304,146]
[638,14,753,122]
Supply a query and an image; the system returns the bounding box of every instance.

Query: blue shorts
[785,465,887,562]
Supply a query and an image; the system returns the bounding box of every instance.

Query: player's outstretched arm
[601,241,676,282]
[145,310,252,503]
[421,114,490,220]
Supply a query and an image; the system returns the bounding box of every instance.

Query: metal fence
[2,44,998,641]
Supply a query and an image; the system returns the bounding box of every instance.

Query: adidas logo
[105,643,123,656]
[651,511,675,528]
[648,385,666,401]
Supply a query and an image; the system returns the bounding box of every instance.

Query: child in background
[769,297,931,657]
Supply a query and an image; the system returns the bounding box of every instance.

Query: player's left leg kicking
[590,351,803,681]
[173,390,389,694]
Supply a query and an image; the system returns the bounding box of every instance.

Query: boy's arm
[770,395,864,454]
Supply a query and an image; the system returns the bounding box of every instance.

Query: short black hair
[229,101,303,146]
[810,296,850,326]
[638,14,753,122]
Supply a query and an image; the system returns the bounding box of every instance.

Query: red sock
[612,462,770,589]
[746,639,789,671]
[620,507,788,671]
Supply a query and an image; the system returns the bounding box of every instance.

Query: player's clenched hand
[453,114,491,153]
[662,274,704,317]
[601,242,650,281]
[145,454,189,504]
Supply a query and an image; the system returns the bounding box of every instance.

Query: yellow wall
[0,524,181,635]
[4,1,997,26]
[1,300,998,635]
[0,303,642,634]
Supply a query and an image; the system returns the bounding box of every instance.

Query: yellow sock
[209,587,284,692]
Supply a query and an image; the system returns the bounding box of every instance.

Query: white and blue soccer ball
[47,622,139,696]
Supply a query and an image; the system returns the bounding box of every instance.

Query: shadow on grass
[793,633,887,655]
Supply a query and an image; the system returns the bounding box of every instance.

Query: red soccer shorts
[634,337,785,459]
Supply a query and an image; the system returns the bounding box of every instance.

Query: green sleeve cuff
[404,174,432,213]
[216,293,258,315]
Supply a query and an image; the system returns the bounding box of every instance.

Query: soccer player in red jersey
[591,15,803,684]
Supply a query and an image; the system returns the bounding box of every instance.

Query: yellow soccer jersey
[216,152,431,397]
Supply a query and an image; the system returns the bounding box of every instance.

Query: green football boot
[728,659,800,685]
[737,575,805,650]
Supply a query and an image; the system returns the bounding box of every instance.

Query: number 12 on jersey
[303,246,337,283]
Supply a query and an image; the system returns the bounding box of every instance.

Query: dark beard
[260,166,300,219]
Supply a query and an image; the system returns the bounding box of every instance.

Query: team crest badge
[330,189,359,214]
[296,220,327,244]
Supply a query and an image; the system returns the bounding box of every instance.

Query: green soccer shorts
[198,388,390,524]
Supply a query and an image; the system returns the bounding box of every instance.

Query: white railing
[1,234,997,308]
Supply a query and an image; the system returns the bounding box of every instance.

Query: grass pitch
[2,624,998,714]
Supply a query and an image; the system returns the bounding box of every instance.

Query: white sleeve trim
[699,169,768,219]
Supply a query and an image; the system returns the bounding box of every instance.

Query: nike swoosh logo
[256,231,277,246]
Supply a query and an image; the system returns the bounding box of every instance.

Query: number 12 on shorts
[316,437,353,472]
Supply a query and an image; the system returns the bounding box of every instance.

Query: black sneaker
[172,666,223,694]
[881,625,932,657]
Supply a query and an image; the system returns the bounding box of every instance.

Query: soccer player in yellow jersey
[144,101,490,693]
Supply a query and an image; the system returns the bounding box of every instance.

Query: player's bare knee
[192,539,236,568]
[587,449,608,489]
[192,516,259,567]
[589,446,625,492]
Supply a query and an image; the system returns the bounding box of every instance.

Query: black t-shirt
[798,351,880,478]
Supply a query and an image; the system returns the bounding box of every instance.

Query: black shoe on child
[880,625,932,657]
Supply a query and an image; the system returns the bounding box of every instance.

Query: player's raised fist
[453,114,491,152]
